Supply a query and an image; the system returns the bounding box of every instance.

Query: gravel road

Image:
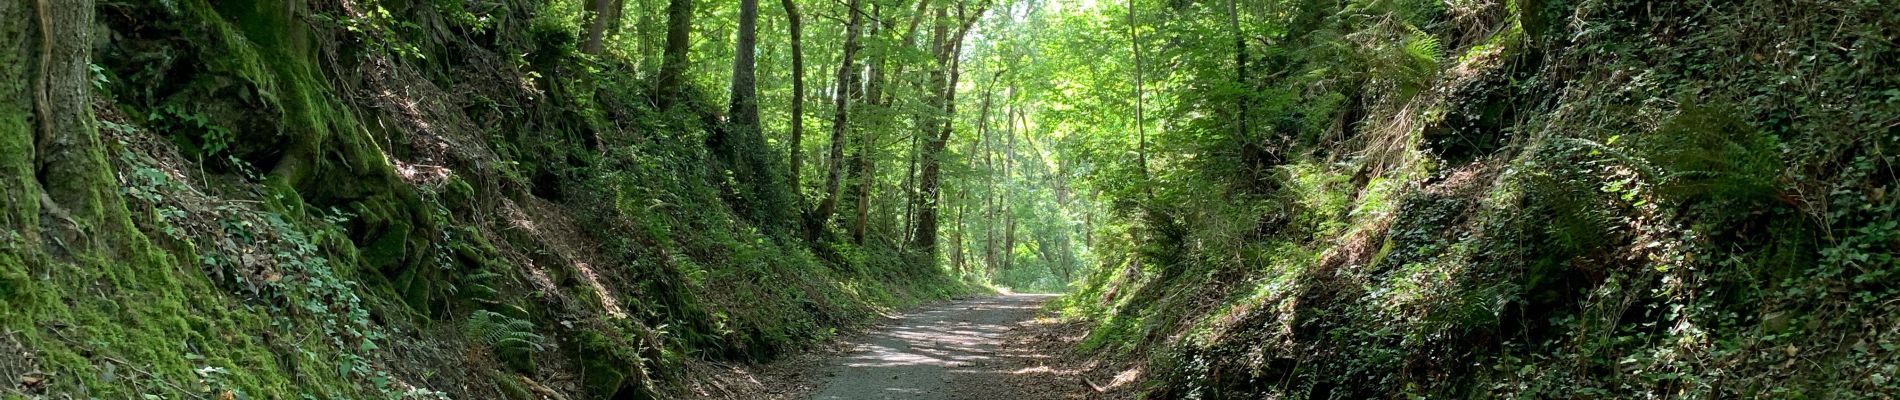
[809,294,1059,399]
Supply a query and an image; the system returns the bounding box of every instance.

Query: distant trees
[555,0,1086,282]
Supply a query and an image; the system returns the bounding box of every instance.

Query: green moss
[575,331,633,397]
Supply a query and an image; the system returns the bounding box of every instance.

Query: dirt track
[808,294,1063,399]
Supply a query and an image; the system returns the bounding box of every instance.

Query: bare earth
[810,294,1073,400]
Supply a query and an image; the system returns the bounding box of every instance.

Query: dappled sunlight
[813,295,1065,399]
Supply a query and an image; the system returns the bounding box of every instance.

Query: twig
[101,356,207,399]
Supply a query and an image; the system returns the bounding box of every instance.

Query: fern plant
[467,310,544,351]
[467,309,544,372]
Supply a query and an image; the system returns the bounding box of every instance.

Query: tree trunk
[582,0,626,54]
[911,3,983,259]
[901,121,918,243]
[1128,0,1149,183]
[811,0,865,239]
[9,0,130,252]
[1229,0,1248,140]
[709,0,791,229]
[656,0,693,106]
[782,0,807,193]
[908,5,951,255]
[850,130,873,243]
[1002,207,1016,272]
[728,0,760,132]
[849,6,886,244]
[950,186,965,274]
[895,0,936,242]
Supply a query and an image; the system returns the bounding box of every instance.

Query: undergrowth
[1061,0,1900,398]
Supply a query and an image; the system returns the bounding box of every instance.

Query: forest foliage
[1030,0,1900,398]
[1,0,1897,398]
[1,0,1051,398]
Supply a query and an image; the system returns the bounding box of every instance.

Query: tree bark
[1000,104,1019,272]
[782,0,807,194]
[810,0,866,239]
[710,0,792,230]
[639,0,658,70]
[0,0,37,239]
[11,0,128,252]
[1229,0,1248,140]
[656,0,693,106]
[728,0,760,130]
[582,0,626,54]
[849,5,886,244]
[910,3,983,259]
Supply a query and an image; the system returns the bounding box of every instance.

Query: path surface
[809,294,1062,399]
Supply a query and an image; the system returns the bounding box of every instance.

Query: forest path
[808,294,1071,399]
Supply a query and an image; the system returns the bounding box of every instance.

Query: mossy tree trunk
[14,0,129,255]
[711,0,793,231]
[1,0,42,241]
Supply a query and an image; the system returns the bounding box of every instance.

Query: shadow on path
[811,294,1057,400]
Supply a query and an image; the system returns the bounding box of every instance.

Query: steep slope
[1062,0,1899,398]
[2,0,969,398]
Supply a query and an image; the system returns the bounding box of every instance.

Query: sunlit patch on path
[811,295,1062,399]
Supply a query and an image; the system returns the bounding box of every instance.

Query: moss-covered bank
[2,0,977,398]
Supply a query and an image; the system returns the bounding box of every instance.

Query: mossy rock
[573,331,635,398]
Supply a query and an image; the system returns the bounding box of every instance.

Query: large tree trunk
[655,0,693,106]
[781,0,807,194]
[582,0,626,54]
[810,0,865,239]
[5,0,130,253]
[908,5,949,255]
[0,0,36,239]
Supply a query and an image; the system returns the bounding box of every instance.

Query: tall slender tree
[849,5,887,244]
[781,0,808,193]
[912,2,985,258]
[890,0,937,242]
[1229,0,1248,140]
[811,0,867,238]
[1129,0,1148,181]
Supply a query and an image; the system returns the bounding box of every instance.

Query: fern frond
[466,310,545,351]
